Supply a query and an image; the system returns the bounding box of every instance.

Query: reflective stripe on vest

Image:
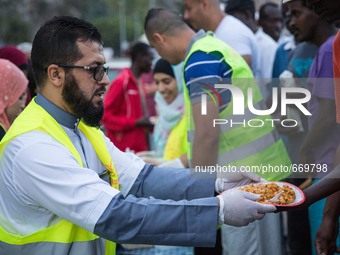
[0,220,103,254]
[183,33,291,181]
[0,240,104,255]
[0,99,118,255]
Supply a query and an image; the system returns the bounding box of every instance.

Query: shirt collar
[185,29,208,57]
[35,93,79,129]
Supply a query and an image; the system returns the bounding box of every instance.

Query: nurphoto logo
[199,83,312,128]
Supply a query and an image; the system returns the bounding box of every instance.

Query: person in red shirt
[103,42,154,152]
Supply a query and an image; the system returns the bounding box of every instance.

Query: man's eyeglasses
[58,65,109,81]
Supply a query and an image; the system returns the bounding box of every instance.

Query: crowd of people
[1,0,340,255]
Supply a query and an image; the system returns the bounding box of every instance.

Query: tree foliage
[0,0,182,55]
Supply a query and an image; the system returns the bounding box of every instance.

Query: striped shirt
[184,49,232,112]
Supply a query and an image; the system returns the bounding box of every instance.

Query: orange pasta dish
[238,182,296,205]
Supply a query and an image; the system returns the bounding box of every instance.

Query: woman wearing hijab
[153,58,187,158]
[0,59,28,140]
[138,58,188,168]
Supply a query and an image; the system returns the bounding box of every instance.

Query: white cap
[282,0,294,3]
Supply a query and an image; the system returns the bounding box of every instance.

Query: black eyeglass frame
[58,64,109,81]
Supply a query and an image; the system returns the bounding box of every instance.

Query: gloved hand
[215,171,264,193]
[217,188,276,227]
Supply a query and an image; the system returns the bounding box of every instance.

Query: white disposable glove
[215,171,265,193]
[279,70,295,87]
[217,189,276,227]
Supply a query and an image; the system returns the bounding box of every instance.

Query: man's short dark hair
[259,2,280,20]
[282,0,308,8]
[31,16,103,87]
[128,42,151,63]
[225,0,255,17]
[299,0,309,7]
[144,8,187,37]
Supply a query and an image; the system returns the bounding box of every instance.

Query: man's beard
[62,74,104,128]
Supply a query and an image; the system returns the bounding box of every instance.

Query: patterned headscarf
[0,59,28,131]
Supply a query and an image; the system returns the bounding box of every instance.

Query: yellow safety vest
[0,99,118,255]
[164,115,187,161]
[183,33,291,181]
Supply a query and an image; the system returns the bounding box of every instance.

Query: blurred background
[0,0,280,59]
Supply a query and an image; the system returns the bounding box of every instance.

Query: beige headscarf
[0,58,28,131]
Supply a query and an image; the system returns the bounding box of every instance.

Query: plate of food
[237,181,305,207]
